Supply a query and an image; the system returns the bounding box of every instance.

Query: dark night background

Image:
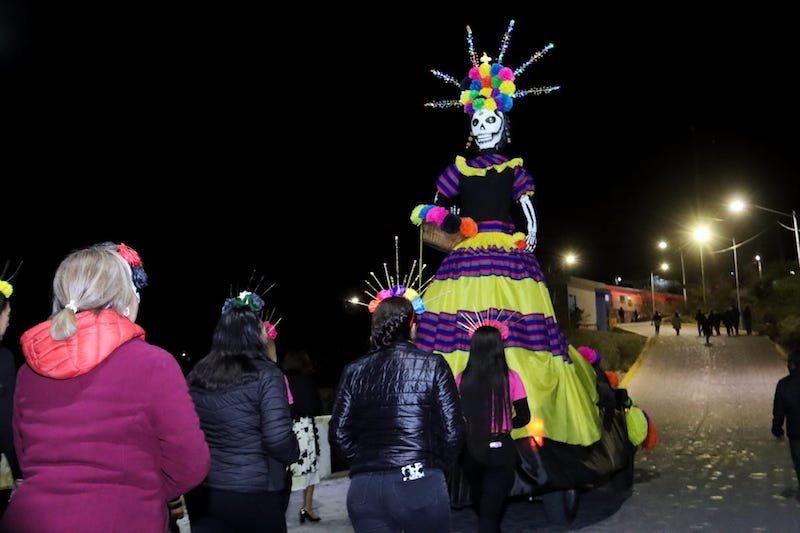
[2,5,799,387]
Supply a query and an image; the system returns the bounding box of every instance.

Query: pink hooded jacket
[1,309,210,533]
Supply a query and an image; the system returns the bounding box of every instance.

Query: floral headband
[96,242,148,290]
[424,19,560,115]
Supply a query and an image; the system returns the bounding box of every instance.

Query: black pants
[461,451,516,533]
[187,484,289,533]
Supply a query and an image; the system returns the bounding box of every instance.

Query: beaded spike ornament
[457,308,521,340]
[348,236,436,314]
[424,19,560,114]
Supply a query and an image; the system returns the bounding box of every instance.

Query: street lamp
[755,254,762,278]
[694,226,711,307]
[658,240,688,304]
[651,261,669,316]
[730,199,800,274]
[731,237,742,332]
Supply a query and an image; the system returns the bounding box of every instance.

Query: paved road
[285,323,799,531]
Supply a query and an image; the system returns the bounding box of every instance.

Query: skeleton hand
[520,195,537,253]
[526,232,537,252]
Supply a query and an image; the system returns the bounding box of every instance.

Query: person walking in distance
[695,309,704,337]
[771,348,800,499]
[742,306,753,335]
[671,312,682,336]
[701,313,714,346]
[617,307,625,325]
[652,310,662,336]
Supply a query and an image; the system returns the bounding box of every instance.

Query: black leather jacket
[329,341,465,476]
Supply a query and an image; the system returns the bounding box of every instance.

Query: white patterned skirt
[289,415,321,491]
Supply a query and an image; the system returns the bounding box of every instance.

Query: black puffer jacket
[190,359,299,492]
[329,341,465,476]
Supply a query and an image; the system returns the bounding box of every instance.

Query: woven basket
[421,222,465,252]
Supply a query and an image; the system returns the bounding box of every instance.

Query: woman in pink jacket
[0,242,210,533]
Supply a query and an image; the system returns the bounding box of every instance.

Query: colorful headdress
[0,260,23,299]
[425,19,560,115]
[458,309,520,340]
[221,271,276,316]
[348,236,433,314]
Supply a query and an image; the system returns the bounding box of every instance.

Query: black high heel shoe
[299,508,321,523]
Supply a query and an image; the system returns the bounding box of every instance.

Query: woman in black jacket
[329,295,465,533]
[187,291,299,533]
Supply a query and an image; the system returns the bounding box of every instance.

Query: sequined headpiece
[425,19,560,115]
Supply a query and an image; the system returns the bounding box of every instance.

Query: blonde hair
[49,245,137,341]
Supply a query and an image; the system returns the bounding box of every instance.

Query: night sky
[3,6,799,385]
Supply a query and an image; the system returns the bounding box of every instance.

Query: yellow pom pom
[499,80,516,95]
[479,62,491,77]
[404,288,419,301]
[410,205,426,225]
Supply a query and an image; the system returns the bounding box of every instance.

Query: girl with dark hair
[0,264,21,517]
[329,294,465,533]
[457,323,530,533]
[187,291,299,533]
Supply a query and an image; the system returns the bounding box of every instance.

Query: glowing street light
[755,254,762,278]
[658,240,688,304]
[651,261,669,316]
[730,199,800,274]
[694,226,711,307]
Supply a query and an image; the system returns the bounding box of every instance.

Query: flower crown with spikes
[458,308,521,340]
[221,271,277,317]
[0,260,23,299]
[348,236,434,314]
[425,19,560,115]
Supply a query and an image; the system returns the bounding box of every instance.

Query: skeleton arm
[519,194,537,252]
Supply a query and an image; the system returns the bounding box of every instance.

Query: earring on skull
[466,134,473,150]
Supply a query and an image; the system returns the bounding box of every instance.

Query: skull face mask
[470,108,505,151]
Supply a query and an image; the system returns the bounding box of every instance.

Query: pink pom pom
[468,66,481,80]
[577,346,598,365]
[427,207,448,226]
[498,67,514,81]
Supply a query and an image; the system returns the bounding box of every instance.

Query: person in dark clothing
[701,314,714,346]
[695,309,704,337]
[282,349,324,524]
[671,312,682,336]
[743,306,753,335]
[0,268,22,516]
[187,290,299,533]
[772,348,800,494]
[618,307,625,324]
[329,295,465,533]
[652,311,662,335]
[709,309,722,336]
[457,323,530,533]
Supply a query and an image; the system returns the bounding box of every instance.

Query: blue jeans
[347,467,451,533]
